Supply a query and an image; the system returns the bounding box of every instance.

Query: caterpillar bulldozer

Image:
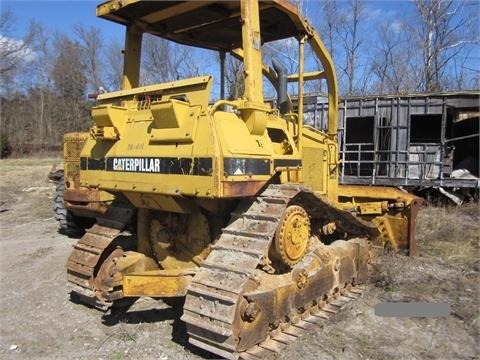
[64,1,421,358]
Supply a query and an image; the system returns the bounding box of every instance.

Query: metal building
[301,91,479,197]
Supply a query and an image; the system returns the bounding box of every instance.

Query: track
[66,201,134,310]
[182,184,371,359]
[66,224,123,310]
[182,185,300,358]
[239,284,365,360]
[66,185,371,358]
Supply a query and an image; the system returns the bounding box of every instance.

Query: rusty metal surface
[222,180,267,197]
[337,184,422,255]
[64,188,109,217]
[66,201,135,310]
[237,284,366,360]
[64,188,101,203]
[182,184,372,358]
[182,184,298,358]
[64,132,88,191]
[68,183,386,357]
[66,224,123,310]
[408,198,422,256]
[67,185,411,357]
[65,202,108,218]
[338,184,420,205]
[273,205,310,266]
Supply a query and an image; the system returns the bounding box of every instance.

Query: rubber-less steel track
[66,202,134,310]
[238,284,365,360]
[182,185,301,358]
[182,184,370,359]
[66,224,122,310]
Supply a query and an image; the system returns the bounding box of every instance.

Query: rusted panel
[67,273,90,288]
[64,188,100,202]
[64,189,108,217]
[66,203,108,218]
[258,338,284,352]
[408,198,422,256]
[222,180,267,197]
[237,238,369,352]
[273,332,297,344]
[358,201,384,215]
[67,248,99,268]
[76,232,111,249]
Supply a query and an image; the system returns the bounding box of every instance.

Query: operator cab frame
[96,0,339,139]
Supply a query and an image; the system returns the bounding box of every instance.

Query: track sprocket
[274,205,311,267]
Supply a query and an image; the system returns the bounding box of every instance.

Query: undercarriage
[65,184,410,358]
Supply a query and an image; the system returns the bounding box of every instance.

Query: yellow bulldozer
[62,1,421,358]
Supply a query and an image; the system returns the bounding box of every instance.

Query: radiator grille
[64,132,88,180]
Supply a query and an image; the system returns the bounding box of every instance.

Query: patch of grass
[0,157,61,170]
[0,158,61,192]
[372,203,479,305]
[108,351,127,360]
[0,157,62,221]
[417,205,479,268]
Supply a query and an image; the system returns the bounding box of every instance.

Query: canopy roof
[97,0,307,51]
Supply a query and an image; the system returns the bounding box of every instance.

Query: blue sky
[2,0,477,94]
[2,1,120,40]
[3,0,410,42]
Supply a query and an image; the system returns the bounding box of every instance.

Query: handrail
[209,100,241,115]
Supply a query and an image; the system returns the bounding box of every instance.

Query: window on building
[344,116,374,176]
[410,114,442,143]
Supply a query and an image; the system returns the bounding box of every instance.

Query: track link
[182,185,301,358]
[66,202,134,310]
[182,184,371,359]
[239,285,365,360]
[66,224,122,310]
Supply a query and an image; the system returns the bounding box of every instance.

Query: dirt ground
[0,157,478,360]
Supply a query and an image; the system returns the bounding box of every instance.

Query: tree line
[0,0,478,157]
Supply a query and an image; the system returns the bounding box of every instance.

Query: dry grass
[0,158,60,191]
[372,203,480,342]
[417,203,479,269]
[0,157,62,219]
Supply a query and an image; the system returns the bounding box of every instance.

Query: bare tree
[338,0,365,95]
[371,21,419,94]
[104,39,124,91]
[451,47,480,90]
[141,34,199,85]
[25,21,56,150]
[51,33,86,100]
[74,24,104,92]
[0,15,56,154]
[314,0,371,96]
[224,54,244,100]
[318,0,341,61]
[51,33,89,133]
[413,0,479,92]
